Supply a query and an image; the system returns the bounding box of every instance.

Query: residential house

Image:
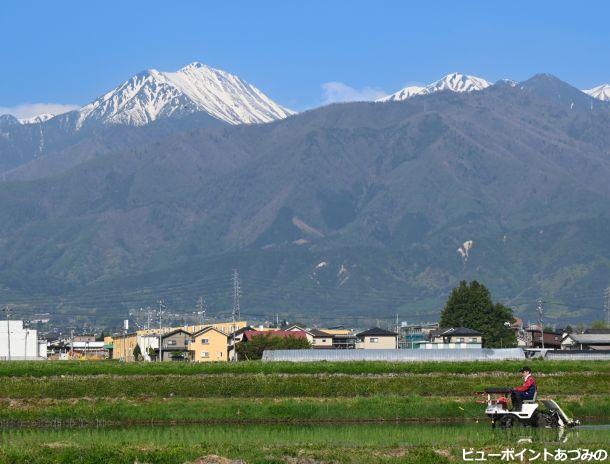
[561,332,610,351]
[241,330,308,342]
[331,332,358,349]
[421,327,483,349]
[111,332,138,361]
[309,329,334,348]
[320,328,357,349]
[525,327,562,349]
[159,329,192,361]
[137,321,248,337]
[355,327,398,349]
[286,325,334,348]
[508,317,528,347]
[308,327,357,349]
[191,326,229,362]
[70,341,107,358]
[398,322,439,349]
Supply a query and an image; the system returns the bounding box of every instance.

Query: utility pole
[157,300,165,362]
[232,269,241,361]
[70,328,74,359]
[146,307,151,331]
[3,306,11,361]
[537,299,545,350]
[604,286,610,328]
[24,321,29,360]
[123,319,129,362]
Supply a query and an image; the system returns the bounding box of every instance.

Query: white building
[137,334,160,361]
[0,320,47,360]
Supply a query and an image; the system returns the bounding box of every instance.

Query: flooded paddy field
[0,361,607,462]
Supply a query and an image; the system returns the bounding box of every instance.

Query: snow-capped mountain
[378,72,491,102]
[74,62,294,128]
[583,84,610,101]
[379,85,426,101]
[18,113,55,124]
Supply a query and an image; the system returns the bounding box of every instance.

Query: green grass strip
[0,372,607,398]
[0,395,607,424]
[0,423,609,464]
[0,360,608,377]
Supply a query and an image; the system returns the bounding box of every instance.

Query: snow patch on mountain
[76,62,294,128]
[583,84,610,101]
[378,73,491,102]
[457,240,474,263]
[18,113,55,124]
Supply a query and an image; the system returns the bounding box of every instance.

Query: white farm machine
[481,387,580,428]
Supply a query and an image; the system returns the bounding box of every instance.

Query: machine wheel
[529,410,540,428]
[535,411,558,428]
[500,416,514,428]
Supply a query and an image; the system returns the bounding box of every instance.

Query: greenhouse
[262,348,526,362]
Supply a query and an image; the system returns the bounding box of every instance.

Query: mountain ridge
[1,75,610,324]
[584,83,610,101]
[74,62,295,128]
[0,63,293,175]
[378,72,491,102]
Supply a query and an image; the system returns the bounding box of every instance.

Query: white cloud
[0,102,80,119]
[320,82,387,105]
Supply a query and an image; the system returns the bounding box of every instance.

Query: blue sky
[1,0,610,117]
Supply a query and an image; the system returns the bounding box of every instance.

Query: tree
[439,280,517,348]
[590,320,609,330]
[236,333,311,360]
[132,344,142,361]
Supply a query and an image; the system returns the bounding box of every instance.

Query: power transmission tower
[196,296,206,326]
[537,299,545,350]
[231,270,241,361]
[3,306,11,361]
[604,286,610,328]
[232,269,241,322]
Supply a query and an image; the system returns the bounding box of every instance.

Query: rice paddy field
[0,360,608,463]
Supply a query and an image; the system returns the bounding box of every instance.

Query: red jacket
[514,374,536,392]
